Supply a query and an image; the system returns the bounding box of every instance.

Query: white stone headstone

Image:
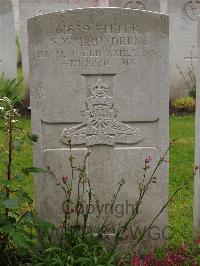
[71,0,108,8]
[0,0,17,79]
[167,0,200,99]
[28,8,169,246]
[19,0,71,101]
[194,16,200,234]
[108,0,160,12]
[12,0,20,32]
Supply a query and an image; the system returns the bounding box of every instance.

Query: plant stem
[113,148,169,250]
[132,170,197,249]
[5,105,14,216]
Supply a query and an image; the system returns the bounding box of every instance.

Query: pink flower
[132,255,140,266]
[143,253,154,264]
[152,176,157,184]
[62,176,69,184]
[179,243,186,253]
[145,156,153,164]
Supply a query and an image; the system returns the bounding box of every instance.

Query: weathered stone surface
[0,0,17,79]
[71,0,108,8]
[12,0,20,32]
[19,0,71,100]
[194,17,200,234]
[167,0,200,99]
[28,8,169,247]
[19,0,109,102]
[109,0,160,12]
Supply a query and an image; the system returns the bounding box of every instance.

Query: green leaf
[9,228,34,248]
[0,179,12,187]
[1,198,19,209]
[15,190,33,204]
[22,211,33,222]
[44,247,61,254]
[21,167,46,175]
[0,191,6,199]
[0,215,16,227]
[13,139,24,151]
[27,133,38,143]
[15,173,25,180]
[33,216,54,231]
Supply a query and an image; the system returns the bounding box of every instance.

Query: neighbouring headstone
[0,0,17,79]
[71,0,108,8]
[19,0,71,102]
[167,0,200,99]
[108,0,160,12]
[160,0,168,14]
[194,17,200,234]
[12,0,20,32]
[28,8,169,247]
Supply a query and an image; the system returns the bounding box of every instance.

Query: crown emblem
[86,79,113,109]
[90,79,109,97]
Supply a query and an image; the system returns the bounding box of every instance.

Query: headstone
[194,17,200,234]
[160,0,168,14]
[28,8,169,246]
[167,0,200,99]
[108,0,160,12]
[12,0,20,32]
[71,0,108,8]
[19,0,71,101]
[0,0,17,79]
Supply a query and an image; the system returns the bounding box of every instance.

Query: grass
[0,115,196,248]
[18,67,24,98]
[169,115,195,248]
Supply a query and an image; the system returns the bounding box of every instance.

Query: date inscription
[35,23,156,68]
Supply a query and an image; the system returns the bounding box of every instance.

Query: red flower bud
[62,176,69,184]
[145,156,153,164]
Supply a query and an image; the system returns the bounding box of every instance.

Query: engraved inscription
[124,1,146,10]
[32,82,47,113]
[60,77,143,146]
[183,0,200,21]
[35,22,156,68]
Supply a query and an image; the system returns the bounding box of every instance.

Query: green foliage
[0,75,22,104]
[31,230,117,265]
[171,96,196,113]
[189,88,196,99]
[0,98,41,265]
[27,132,39,143]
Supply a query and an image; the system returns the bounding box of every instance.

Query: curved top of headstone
[28,8,168,45]
[28,7,167,20]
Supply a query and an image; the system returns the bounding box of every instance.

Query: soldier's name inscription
[34,22,156,68]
